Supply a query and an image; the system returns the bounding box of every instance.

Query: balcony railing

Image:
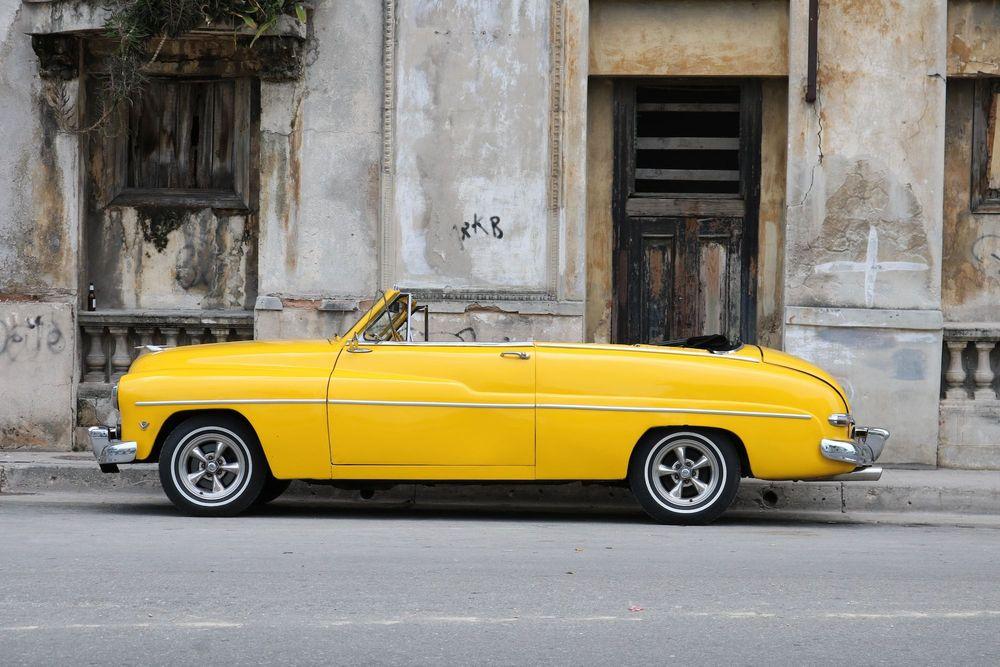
[78,310,254,384]
[941,325,1000,401]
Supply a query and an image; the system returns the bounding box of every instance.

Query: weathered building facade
[1,0,998,468]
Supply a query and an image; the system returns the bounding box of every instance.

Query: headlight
[112,382,119,411]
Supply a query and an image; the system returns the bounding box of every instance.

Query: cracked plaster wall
[255,0,383,338]
[942,63,1000,323]
[0,2,80,449]
[783,0,947,465]
[391,0,552,291]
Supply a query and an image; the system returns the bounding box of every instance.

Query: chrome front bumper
[820,425,890,468]
[88,425,137,472]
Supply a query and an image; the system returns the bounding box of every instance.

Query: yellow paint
[118,290,858,483]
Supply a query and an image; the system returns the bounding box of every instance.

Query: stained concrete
[391,1,553,292]
[588,0,788,77]
[942,80,1000,322]
[0,302,75,449]
[947,0,1000,76]
[783,0,948,465]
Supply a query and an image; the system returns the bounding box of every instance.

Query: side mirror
[346,334,373,354]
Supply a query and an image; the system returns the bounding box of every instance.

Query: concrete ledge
[785,306,943,330]
[2,453,997,518]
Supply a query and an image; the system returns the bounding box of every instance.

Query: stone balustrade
[939,324,1000,470]
[941,325,999,400]
[78,311,253,385]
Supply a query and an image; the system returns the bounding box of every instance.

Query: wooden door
[613,81,761,344]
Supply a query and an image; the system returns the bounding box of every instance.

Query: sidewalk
[2,451,998,523]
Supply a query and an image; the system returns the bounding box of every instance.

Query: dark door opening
[612,80,761,344]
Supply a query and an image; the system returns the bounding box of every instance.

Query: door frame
[611,78,762,344]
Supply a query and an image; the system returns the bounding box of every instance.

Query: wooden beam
[635,168,741,181]
[626,197,745,217]
[636,137,739,151]
[637,103,739,113]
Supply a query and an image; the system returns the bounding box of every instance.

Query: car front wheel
[629,430,740,525]
[159,415,267,517]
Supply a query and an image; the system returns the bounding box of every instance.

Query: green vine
[97,0,306,126]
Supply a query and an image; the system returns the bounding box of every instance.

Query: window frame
[105,76,259,212]
[616,79,761,219]
[971,78,1000,214]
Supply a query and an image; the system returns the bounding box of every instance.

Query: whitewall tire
[159,415,266,517]
[629,430,741,525]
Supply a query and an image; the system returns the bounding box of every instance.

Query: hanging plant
[96,0,307,127]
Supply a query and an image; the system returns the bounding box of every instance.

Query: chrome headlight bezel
[112,382,119,412]
[828,413,854,427]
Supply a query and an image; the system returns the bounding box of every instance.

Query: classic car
[89,289,888,524]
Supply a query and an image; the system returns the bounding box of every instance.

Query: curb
[2,455,998,518]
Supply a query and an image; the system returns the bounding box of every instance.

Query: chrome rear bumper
[88,425,136,473]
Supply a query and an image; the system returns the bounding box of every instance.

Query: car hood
[759,346,849,409]
[128,339,337,374]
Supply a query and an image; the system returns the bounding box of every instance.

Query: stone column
[782,0,947,465]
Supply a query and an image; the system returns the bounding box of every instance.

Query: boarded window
[107,78,257,210]
[632,86,742,199]
[972,79,1000,213]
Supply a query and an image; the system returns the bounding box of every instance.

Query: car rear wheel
[628,430,740,525]
[159,415,266,517]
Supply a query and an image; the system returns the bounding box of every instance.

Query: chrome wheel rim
[649,437,721,507]
[175,431,248,503]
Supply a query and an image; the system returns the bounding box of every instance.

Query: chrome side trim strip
[536,403,811,420]
[135,399,327,406]
[136,398,810,420]
[327,399,534,409]
[329,399,808,419]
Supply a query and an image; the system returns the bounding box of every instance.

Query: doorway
[612,80,761,344]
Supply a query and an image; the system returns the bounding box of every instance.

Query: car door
[328,342,536,467]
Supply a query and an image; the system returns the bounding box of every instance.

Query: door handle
[500,351,530,360]
[347,346,373,353]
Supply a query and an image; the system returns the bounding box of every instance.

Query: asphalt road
[1,492,998,666]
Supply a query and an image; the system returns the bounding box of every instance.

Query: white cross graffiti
[814,226,928,307]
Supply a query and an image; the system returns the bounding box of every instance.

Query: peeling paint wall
[941,81,1000,322]
[86,207,256,310]
[589,0,788,77]
[0,2,80,449]
[257,0,383,302]
[391,0,553,291]
[255,0,384,338]
[0,303,75,448]
[947,0,1000,76]
[756,79,788,349]
[783,0,947,465]
[584,79,614,343]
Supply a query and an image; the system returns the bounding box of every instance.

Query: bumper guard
[88,425,137,473]
[820,425,889,468]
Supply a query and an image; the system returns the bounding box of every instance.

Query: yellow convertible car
[89,289,887,524]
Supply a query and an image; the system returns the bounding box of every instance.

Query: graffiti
[814,226,929,307]
[0,314,65,363]
[972,234,1000,276]
[454,214,504,243]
